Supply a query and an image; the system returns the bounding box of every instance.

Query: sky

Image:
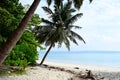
[19,0,120,51]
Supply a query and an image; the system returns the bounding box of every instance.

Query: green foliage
[29,14,41,27]
[0,0,42,67]
[4,31,39,66]
[0,7,15,46]
[0,0,24,46]
[0,68,26,76]
[0,7,15,27]
[28,14,41,30]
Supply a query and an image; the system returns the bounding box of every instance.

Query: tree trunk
[0,0,41,64]
[40,44,53,65]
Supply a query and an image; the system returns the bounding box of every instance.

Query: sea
[39,51,120,67]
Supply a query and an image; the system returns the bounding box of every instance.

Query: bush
[4,31,39,67]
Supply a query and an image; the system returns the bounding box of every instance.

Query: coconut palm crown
[33,1,85,65]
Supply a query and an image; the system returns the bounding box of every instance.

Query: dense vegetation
[0,0,41,67]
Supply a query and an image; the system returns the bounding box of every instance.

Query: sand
[0,61,120,80]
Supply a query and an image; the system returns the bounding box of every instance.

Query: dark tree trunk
[40,44,53,65]
[0,0,41,64]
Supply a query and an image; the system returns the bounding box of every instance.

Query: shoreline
[37,60,120,72]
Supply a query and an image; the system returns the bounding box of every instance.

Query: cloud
[73,0,120,51]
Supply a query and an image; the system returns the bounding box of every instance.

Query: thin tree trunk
[0,0,41,64]
[40,44,53,65]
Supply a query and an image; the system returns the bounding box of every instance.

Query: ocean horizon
[39,51,120,67]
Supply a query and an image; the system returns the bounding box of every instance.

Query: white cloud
[73,0,120,51]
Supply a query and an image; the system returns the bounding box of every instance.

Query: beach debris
[84,70,95,80]
[41,64,104,80]
[68,69,105,80]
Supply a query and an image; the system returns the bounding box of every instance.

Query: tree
[33,1,85,65]
[4,31,39,66]
[0,0,41,64]
[4,12,42,66]
[0,0,42,66]
[0,0,92,64]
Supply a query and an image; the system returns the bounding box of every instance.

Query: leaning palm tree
[33,1,85,65]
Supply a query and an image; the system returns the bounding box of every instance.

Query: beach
[0,61,120,80]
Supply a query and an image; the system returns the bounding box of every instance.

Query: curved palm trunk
[40,44,53,65]
[0,0,41,64]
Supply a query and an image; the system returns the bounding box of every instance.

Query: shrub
[4,31,39,67]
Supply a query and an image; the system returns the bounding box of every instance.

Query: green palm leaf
[70,30,85,43]
[73,0,83,9]
[42,7,54,15]
[64,37,70,50]
[89,0,93,3]
[41,18,54,25]
[67,13,83,25]
[47,0,52,6]
[68,25,82,29]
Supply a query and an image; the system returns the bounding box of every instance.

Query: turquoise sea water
[39,51,120,67]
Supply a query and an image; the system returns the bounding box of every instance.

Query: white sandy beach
[0,61,120,80]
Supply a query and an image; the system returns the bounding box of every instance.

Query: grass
[0,67,26,76]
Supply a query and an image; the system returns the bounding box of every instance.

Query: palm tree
[33,1,85,65]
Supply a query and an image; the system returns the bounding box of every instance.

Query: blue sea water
[39,51,120,67]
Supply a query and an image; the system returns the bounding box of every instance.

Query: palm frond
[42,6,54,15]
[35,33,47,43]
[67,13,83,25]
[72,0,92,9]
[89,0,93,3]
[68,36,78,45]
[73,25,82,29]
[64,1,72,10]
[73,0,83,9]
[69,9,76,13]
[32,26,40,33]
[41,18,54,25]
[45,40,51,46]
[64,37,70,50]
[54,0,62,7]
[66,25,82,29]
[70,31,86,43]
[47,0,52,6]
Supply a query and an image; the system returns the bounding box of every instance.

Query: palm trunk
[40,44,53,65]
[0,0,41,64]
